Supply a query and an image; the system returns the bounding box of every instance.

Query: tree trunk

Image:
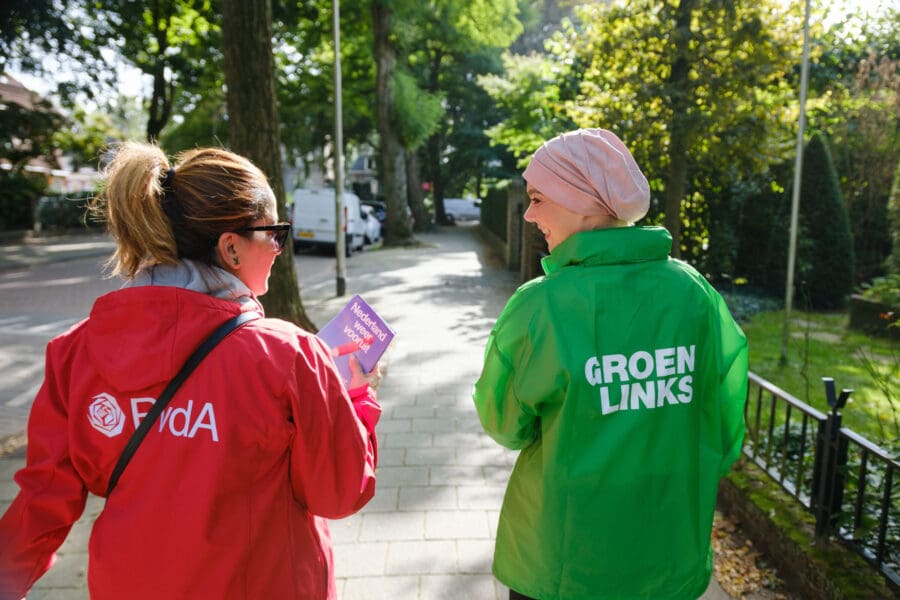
[146,5,172,141]
[427,132,449,224]
[406,148,430,231]
[221,0,315,331]
[664,147,686,258]
[372,0,413,245]
[424,47,450,226]
[664,0,696,259]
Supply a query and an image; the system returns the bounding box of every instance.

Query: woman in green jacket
[473,129,748,600]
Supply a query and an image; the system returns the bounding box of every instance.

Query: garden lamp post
[781,0,811,365]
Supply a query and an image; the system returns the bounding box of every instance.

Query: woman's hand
[347,355,382,391]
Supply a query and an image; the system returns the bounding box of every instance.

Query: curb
[0,233,115,272]
[718,459,897,599]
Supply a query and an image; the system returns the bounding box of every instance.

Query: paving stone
[419,574,499,600]
[358,511,425,542]
[403,447,455,466]
[435,405,471,418]
[458,485,506,510]
[0,456,23,484]
[373,465,429,487]
[30,550,88,597]
[384,540,458,575]
[398,486,458,511]
[457,539,495,574]
[340,575,419,600]
[28,587,89,600]
[432,431,482,448]
[412,417,456,433]
[391,405,436,419]
[379,432,432,449]
[415,393,459,406]
[455,446,511,466]
[376,447,405,467]
[357,486,398,512]
[329,514,363,544]
[375,417,412,434]
[430,465,485,486]
[333,541,388,577]
[425,510,491,539]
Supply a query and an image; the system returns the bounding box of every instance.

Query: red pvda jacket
[0,286,379,599]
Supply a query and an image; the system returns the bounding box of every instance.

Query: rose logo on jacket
[88,393,126,437]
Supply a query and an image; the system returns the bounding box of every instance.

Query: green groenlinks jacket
[474,226,748,600]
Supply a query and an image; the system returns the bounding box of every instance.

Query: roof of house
[0,73,46,110]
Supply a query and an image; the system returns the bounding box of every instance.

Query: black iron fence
[744,372,899,591]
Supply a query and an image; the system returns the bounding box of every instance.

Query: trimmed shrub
[767,132,855,309]
[800,132,855,307]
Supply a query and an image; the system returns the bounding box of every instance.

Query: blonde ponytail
[95,141,179,278]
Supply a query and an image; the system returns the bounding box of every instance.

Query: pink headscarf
[522,128,650,224]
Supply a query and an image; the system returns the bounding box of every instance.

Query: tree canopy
[2,0,897,292]
[482,0,803,259]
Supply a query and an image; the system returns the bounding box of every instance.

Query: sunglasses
[236,223,291,251]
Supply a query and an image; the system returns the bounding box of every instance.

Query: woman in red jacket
[0,142,380,599]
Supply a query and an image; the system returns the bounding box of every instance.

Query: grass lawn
[734,304,899,449]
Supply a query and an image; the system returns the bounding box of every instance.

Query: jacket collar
[541,226,673,275]
[125,258,263,313]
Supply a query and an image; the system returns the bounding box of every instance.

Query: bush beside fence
[33,192,100,234]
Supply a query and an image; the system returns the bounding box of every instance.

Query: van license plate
[297,231,315,239]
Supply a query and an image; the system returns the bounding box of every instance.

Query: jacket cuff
[348,386,381,434]
[347,384,369,400]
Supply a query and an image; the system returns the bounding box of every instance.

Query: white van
[291,188,366,255]
[443,197,481,223]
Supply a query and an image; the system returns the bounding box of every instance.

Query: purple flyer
[316,294,395,386]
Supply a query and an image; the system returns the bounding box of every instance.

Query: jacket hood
[85,263,262,392]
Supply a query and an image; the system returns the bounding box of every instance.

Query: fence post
[519,218,546,283]
[811,377,853,539]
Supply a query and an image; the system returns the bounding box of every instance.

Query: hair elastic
[162,167,176,188]
[160,167,181,223]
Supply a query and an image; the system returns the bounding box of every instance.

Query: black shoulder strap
[106,311,260,497]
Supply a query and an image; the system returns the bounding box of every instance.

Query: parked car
[361,204,382,245]
[361,199,414,230]
[361,199,387,225]
[290,188,366,255]
[34,192,97,233]
[443,197,481,223]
